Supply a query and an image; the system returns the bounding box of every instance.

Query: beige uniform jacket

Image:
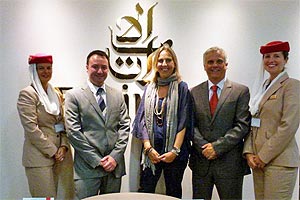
[17,85,69,167]
[244,72,300,167]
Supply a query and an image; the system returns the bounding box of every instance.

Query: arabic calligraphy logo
[108,2,173,86]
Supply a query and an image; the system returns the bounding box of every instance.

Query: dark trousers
[138,159,187,198]
[192,167,244,200]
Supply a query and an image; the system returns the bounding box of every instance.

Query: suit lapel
[104,86,114,123]
[200,82,212,119]
[259,73,288,112]
[82,87,106,121]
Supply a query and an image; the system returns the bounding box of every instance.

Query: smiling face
[86,54,109,87]
[156,50,175,79]
[263,51,287,80]
[204,50,228,84]
[36,63,52,88]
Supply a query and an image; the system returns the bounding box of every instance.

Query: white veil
[29,64,60,115]
[249,61,286,115]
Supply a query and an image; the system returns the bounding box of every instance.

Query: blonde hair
[142,51,155,83]
[148,43,182,83]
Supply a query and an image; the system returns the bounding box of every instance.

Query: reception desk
[82,192,179,200]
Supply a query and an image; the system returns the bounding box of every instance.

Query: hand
[148,148,161,164]
[55,146,67,162]
[100,155,117,172]
[254,156,266,169]
[158,152,176,163]
[245,153,257,169]
[202,143,217,160]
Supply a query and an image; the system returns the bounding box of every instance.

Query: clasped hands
[202,143,217,160]
[100,155,117,172]
[148,148,177,164]
[246,153,265,169]
[54,146,67,162]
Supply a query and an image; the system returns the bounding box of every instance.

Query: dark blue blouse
[132,81,193,162]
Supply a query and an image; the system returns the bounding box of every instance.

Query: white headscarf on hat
[249,61,285,116]
[29,64,60,115]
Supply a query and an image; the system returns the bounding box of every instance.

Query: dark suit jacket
[189,79,251,178]
[65,84,130,179]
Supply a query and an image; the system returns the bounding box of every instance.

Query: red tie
[210,85,218,116]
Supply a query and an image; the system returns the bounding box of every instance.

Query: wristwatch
[171,147,181,156]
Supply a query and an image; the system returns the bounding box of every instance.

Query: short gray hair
[203,47,227,64]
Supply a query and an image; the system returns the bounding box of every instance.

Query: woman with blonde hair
[132,44,192,198]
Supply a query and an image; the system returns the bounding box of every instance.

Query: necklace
[154,97,166,116]
[154,96,166,126]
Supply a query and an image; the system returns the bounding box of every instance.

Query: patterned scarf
[143,73,179,174]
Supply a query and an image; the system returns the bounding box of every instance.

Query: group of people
[17,40,299,200]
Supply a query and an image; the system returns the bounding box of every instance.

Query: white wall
[1,0,299,199]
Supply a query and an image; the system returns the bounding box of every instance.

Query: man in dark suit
[65,50,130,199]
[189,47,251,199]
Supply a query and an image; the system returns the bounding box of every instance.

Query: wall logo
[108,2,172,86]
[59,2,173,115]
[106,2,173,114]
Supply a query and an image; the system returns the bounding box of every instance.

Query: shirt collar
[208,77,226,90]
[87,79,106,95]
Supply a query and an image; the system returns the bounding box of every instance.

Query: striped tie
[97,88,106,112]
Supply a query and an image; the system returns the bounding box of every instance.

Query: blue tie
[97,88,106,112]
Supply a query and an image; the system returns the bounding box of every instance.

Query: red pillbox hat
[260,41,290,54]
[28,53,53,64]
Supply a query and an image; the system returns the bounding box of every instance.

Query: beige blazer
[244,72,300,167]
[17,85,69,167]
